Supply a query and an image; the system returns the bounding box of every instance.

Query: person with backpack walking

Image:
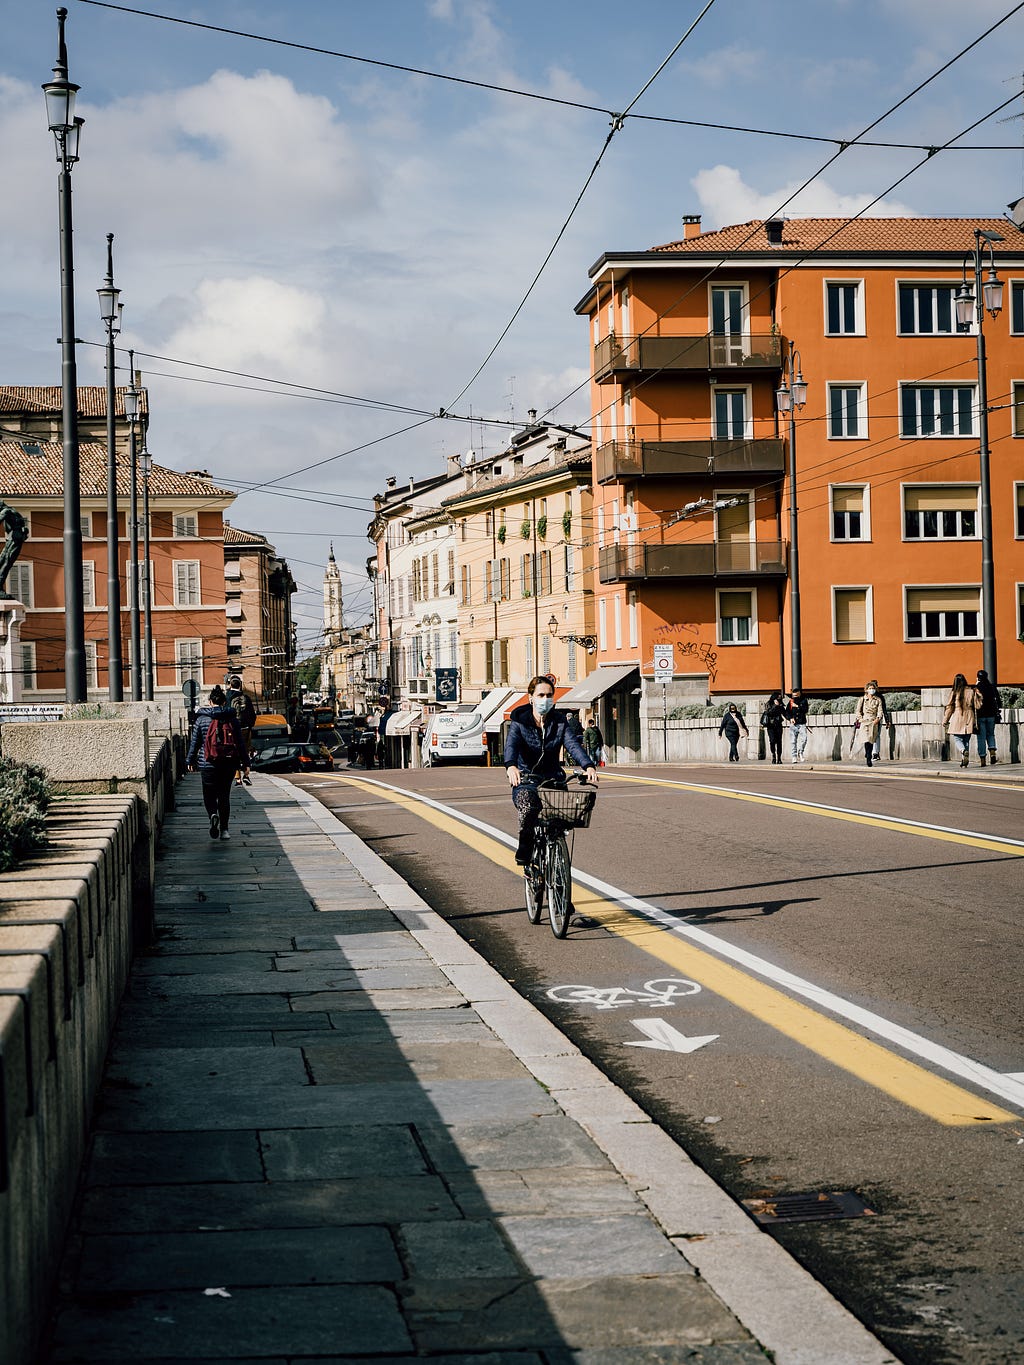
[227,675,257,786]
[187,685,246,841]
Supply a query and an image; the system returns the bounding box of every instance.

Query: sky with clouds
[4,0,1024,652]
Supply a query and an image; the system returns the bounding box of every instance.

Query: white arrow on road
[624,1017,719,1053]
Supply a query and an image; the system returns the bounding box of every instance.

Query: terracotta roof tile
[0,441,235,500]
[0,385,150,418]
[224,523,272,547]
[651,217,1018,255]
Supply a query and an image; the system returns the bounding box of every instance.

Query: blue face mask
[533,696,554,716]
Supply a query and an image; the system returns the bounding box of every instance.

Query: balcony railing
[595,438,785,484]
[594,332,783,382]
[598,540,788,583]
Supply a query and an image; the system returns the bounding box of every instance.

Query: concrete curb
[269,775,898,1365]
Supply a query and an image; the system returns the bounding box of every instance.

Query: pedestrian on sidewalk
[718,704,749,762]
[782,688,810,763]
[864,679,891,763]
[227,674,256,787]
[942,672,979,768]
[582,716,604,766]
[760,692,785,764]
[852,681,885,767]
[186,684,246,841]
[975,669,1001,765]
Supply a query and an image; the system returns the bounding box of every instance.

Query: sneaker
[242,775,252,786]
[209,813,220,840]
[235,780,243,787]
[989,754,998,764]
[220,830,232,841]
[798,755,806,763]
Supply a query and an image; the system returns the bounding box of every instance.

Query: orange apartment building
[576,216,1024,756]
[0,420,234,698]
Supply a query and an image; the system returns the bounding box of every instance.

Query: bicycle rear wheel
[546,832,572,938]
[524,840,545,924]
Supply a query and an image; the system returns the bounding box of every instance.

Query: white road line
[337,773,1024,1114]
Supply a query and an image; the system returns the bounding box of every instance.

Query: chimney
[408,477,415,491]
[385,476,397,489]
[528,408,538,424]
[446,453,462,475]
[765,218,785,246]
[682,214,701,239]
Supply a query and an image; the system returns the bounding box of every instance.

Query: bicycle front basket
[538,786,596,828]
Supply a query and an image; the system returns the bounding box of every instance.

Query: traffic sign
[652,644,674,679]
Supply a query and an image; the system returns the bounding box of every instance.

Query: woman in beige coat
[943,673,979,768]
[853,683,885,767]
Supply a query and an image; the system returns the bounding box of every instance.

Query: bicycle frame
[521,772,593,938]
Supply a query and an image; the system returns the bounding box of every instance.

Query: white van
[421,686,518,767]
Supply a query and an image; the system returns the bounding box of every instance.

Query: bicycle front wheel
[546,832,572,938]
[524,843,545,924]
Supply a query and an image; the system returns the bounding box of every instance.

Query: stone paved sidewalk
[43,774,895,1364]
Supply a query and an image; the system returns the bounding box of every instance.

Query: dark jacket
[760,700,785,733]
[975,676,1001,720]
[783,695,809,725]
[228,686,256,728]
[582,723,604,757]
[503,704,593,780]
[187,705,246,771]
[718,711,749,741]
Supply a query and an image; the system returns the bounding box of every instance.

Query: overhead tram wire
[537,0,1024,430]
[74,0,1024,155]
[442,1,720,414]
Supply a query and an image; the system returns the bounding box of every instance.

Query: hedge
[0,756,52,873]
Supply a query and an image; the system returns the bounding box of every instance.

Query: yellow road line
[605,772,1024,857]
[327,774,1016,1127]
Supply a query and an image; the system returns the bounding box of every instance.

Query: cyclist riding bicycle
[504,674,598,865]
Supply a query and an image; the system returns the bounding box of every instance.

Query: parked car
[249,742,334,773]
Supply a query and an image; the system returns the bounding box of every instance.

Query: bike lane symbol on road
[546,978,702,1010]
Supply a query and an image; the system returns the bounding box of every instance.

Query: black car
[249,742,334,773]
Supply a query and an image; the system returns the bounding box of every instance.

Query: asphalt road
[294,760,1024,1365]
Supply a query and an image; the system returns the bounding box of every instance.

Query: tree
[295,656,321,691]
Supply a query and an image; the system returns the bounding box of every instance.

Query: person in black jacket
[504,675,597,864]
[718,703,749,762]
[782,688,810,763]
[760,692,785,764]
[975,669,1001,765]
[186,685,247,842]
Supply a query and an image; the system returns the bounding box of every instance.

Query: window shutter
[835,590,868,642]
[719,590,751,618]
[904,486,977,512]
[831,486,864,513]
[907,587,980,614]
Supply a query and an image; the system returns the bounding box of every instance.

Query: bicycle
[522,773,597,938]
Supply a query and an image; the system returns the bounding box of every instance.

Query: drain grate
[743,1190,876,1225]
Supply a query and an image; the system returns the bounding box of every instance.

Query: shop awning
[487,686,572,731]
[557,664,639,707]
[384,709,422,736]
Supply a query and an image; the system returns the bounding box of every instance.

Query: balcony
[595,438,785,485]
[598,540,788,583]
[594,332,783,382]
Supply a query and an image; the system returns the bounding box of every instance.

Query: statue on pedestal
[0,500,29,599]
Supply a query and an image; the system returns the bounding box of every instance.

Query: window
[900,385,974,437]
[897,283,964,335]
[500,557,511,600]
[903,486,978,540]
[520,553,534,597]
[84,642,98,691]
[713,388,748,440]
[460,519,467,542]
[834,588,872,643]
[524,636,533,678]
[1017,484,1024,537]
[567,642,578,683]
[538,551,552,597]
[831,486,868,541]
[19,642,36,691]
[8,563,32,607]
[80,561,97,610]
[1019,584,1024,640]
[174,560,201,606]
[446,549,455,593]
[80,512,92,539]
[906,588,980,640]
[127,561,154,610]
[1012,282,1024,334]
[825,280,862,335]
[431,552,439,597]
[718,589,754,644]
[462,641,472,681]
[828,383,866,438]
[459,564,471,605]
[485,559,494,602]
[175,639,203,686]
[1015,382,1024,436]
[173,513,198,538]
[448,629,457,667]
[542,635,551,673]
[613,594,622,649]
[598,597,607,652]
[628,590,638,649]
[564,544,575,593]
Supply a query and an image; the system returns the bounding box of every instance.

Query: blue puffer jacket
[503,704,593,782]
[186,705,246,771]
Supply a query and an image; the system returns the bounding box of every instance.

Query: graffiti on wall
[652,623,718,681]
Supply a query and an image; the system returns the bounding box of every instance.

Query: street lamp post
[955,228,1004,683]
[776,341,808,692]
[97,232,124,700]
[43,6,87,701]
[139,443,154,700]
[124,357,142,700]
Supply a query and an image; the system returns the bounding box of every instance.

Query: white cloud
[692,165,917,228]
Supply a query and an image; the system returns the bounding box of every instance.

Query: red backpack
[203,712,241,765]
